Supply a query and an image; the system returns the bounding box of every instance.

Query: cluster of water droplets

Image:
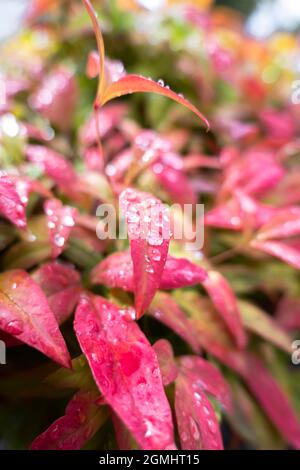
[45,201,76,252]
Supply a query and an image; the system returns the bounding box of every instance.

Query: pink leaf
[148,292,200,353]
[178,355,232,411]
[30,390,106,450]
[202,271,246,348]
[0,173,27,229]
[29,67,78,131]
[205,192,277,232]
[251,239,300,270]
[32,262,81,324]
[112,413,140,450]
[74,294,176,450]
[151,153,197,205]
[25,145,80,195]
[153,339,178,386]
[260,108,297,144]
[221,149,285,197]
[276,297,300,332]
[44,199,77,259]
[101,74,209,129]
[119,188,171,318]
[84,147,104,172]
[256,208,300,240]
[80,104,127,146]
[242,355,300,449]
[175,373,223,450]
[0,269,71,368]
[86,50,100,79]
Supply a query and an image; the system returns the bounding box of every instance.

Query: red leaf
[44,199,77,259]
[83,0,208,129]
[91,251,207,292]
[202,271,246,348]
[175,373,223,450]
[173,290,247,375]
[251,239,300,270]
[25,145,80,195]
[120,188,171,318]
[32,262,81,324]
[30,390,106,450]
[148,292,200,353]
[74,294,176,450]
[153,339,178,386]
[91,251,134,291]
[0,269,71,368]
[0,173,27,229]
[101,75,209,129]
[160,256,207,288]
[242,355,300,449]
[178,355,232,411]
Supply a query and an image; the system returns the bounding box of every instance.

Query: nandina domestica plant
[0,0,300,451]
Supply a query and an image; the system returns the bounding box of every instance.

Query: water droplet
[50,425,60,439]
[157,79,164,86]
[91,352,100,362]
[207,419,216,433]
[45,207,53,216]
[62,215,75,227]
[27,232,37,242]
[194,392,202,402]
[181,431,188,442]
[189,416,200,441]
[147,237,163,246]
[203,406,210,416]
[77,410,86,424]
[151,248,161,262]
[6,319,23,335]
[145,265,155,274]
[106,164,116,176]
[54,234,65,247]
[144,419,154,438]
[151,367,159,378]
